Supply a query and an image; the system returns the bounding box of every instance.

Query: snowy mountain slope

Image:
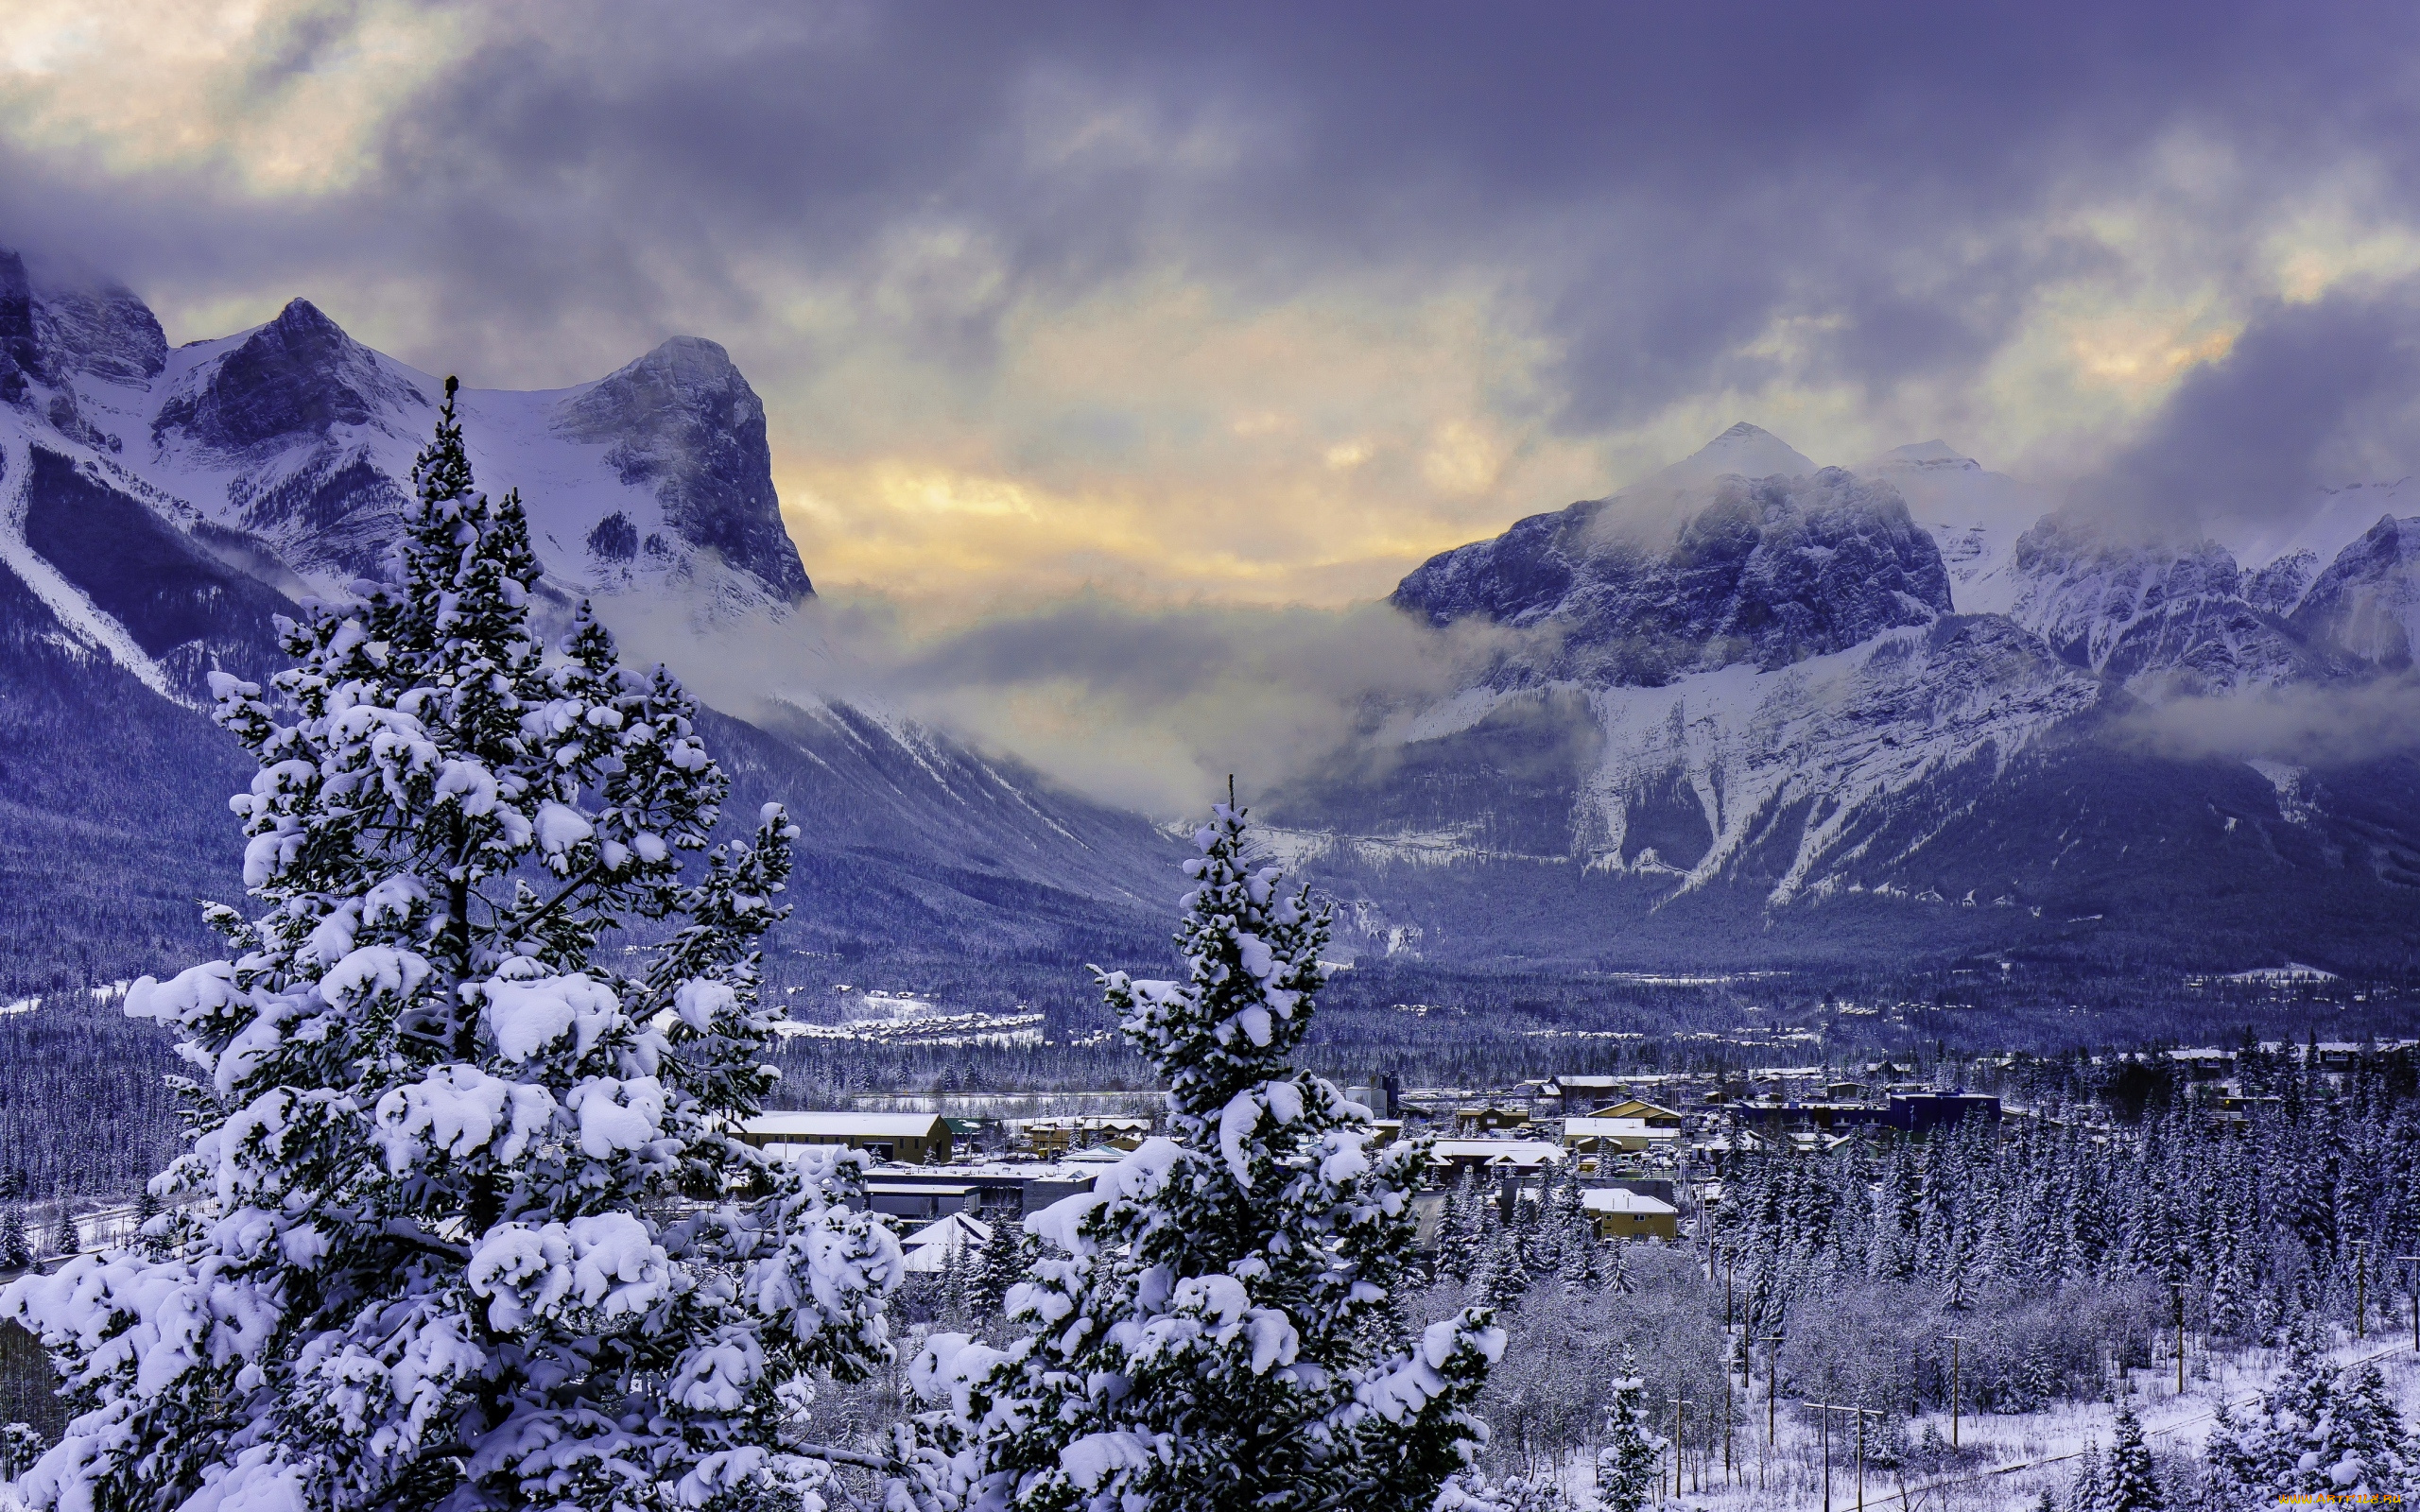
[1392,426,1952,685]
[0,246,1178,988]
[1868,441,2037,616]
[2291,513,2420,668]
[2001,517,2319,697]
[1279,423,2420,969]
[57,294,809,611]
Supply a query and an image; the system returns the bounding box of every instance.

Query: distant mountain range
[5,239,2416,987]
[0,247,1178,992]
[1267,423,2420,972]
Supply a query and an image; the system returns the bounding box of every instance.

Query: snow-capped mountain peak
[1652,420,1817,487]
[0,245,1181,988]
[2291,512,2420,668]
[0,263,812,615]
[152,298,430,458]
[1878,438,1980,472]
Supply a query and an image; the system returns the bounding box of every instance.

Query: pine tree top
[1101,801,1331,1125]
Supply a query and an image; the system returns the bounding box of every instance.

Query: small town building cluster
[737,1066,2023,1253]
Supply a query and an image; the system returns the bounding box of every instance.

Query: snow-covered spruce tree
[2101,1404,2165,1512]
[0,1210,26,1271]
[2203,1332,2414,1502]
[967,1212,1028,1317]
[1432,1471,1570,1511]
[2066,1442,2105,1512]
[908,803,1503,1511]
[1,380,903,1512]
[1592,1347,1660,1512]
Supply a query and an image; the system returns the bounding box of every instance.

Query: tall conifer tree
[2,383,903,1511]
[908,802,1502,1511]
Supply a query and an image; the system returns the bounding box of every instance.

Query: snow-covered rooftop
[742,1112,948,1139]
[1581,1188,1677,1216]
[897,1211,994,1272]
[1426,1140,1566,1165]
[1563,1117,1680,1138]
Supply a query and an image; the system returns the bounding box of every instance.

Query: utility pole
[1802,1399,1852,1512]
[2354,1238,2367,1341]
[2172,1280,2187,1396]
[1720,1367,1735,1486]
[1854,1405,1882,1512]
[1943,1333,1967,1449]
[2397,1255,2420,1354]
[1803,1400,1833,1512]
[1764,1334,1786,1444]
[1664,1395,1692,1501]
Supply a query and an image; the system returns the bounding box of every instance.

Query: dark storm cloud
[2074,284,2420,539]
[15,0,2420,421]
[384,0,2420,419]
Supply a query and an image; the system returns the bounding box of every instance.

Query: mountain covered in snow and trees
[5,237,2420,982]
[1270,422,2420,971]
[0,247,1178,995]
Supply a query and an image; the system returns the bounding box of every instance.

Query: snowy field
[1553,1331,2420,1509]
[769,987,1046,1047]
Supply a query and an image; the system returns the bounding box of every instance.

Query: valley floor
[1541,1329,2420,1509]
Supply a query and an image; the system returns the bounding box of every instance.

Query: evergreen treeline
[0,998,179,1199]
[1724,1047,2420,1418]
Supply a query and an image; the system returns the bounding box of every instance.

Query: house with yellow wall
[1582,1186,1678,1242]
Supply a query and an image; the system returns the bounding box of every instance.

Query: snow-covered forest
[0,395,2416,1510]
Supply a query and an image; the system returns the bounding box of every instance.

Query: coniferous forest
[0,378,2415,1511]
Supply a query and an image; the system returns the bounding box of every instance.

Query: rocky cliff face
[152,299,425,456]
[1,252,165,448]
[0,251,43,404]
[2292,514,2420,669]
[555,336,811,600]
[1393,427,1950,685]
[2003,517,2315,696]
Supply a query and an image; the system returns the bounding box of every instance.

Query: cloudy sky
[12,1,2420,612]
[11,2,2420,806]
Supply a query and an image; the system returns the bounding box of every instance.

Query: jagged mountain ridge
[1274,424,2420,971]
[0,247,1179,989]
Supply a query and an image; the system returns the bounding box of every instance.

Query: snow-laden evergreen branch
[0,379,903,1512]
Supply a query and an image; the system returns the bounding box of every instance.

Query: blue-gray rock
[2291,514,2420,668]
[555,336,812,600]
[1392,467,1951,684]
[2008,514,2328,693]
[152,299,425,454]
[0,249,43,404]
[31,275,165,387]
[2243,548,2319,617]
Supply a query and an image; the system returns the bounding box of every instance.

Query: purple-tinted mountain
[0,245,1177,991]
[1394,445,1950,686]
[1271,425,2420,973]
[2292,514,2420,669]
[556,336,811,600]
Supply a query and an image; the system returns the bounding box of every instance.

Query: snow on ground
[776,989,1046,1047]
[1545,1331,2420,1509]
[772,1010,1046,1048]
[0,982,132,1018]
